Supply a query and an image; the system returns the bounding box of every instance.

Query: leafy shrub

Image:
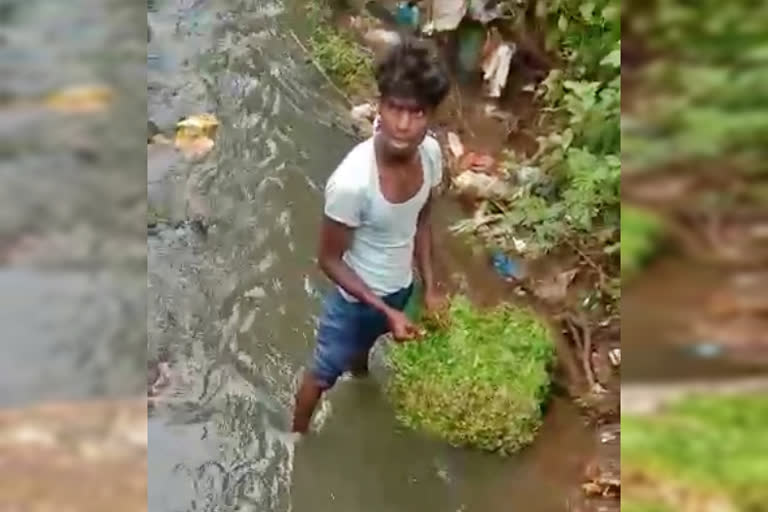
[452,1,621,268]
[536,0,620,79]
[457,69,620,259]
[621,205,664,279]
[622,0,768,172]
[386,295,556,454]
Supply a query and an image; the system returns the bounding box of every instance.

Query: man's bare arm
[318,216,396,316]
[414,192,437,293]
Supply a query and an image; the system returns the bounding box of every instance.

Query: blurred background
[621,0,768,510]
[0,0,146,509]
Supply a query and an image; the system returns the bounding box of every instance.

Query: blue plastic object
[686,341,724,359]
[395,2,419,28]
[491,250,524,279]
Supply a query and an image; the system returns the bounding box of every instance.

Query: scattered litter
[395,1,420,28]
[582,476,620,498]
[482,41,516,97]
[459,151,496,173]
[431,0,467,32]
[453,170,510,199]
[351,103,377,123]
[512,237,527,253]
[150,133,173,145]
[175,113,219,159]
[532,268,578,302]
[686,341,723,359]
[491,250,525,280]
[608,348,621,367]
[600,429,617,444]
[457,22,487,74]
[447,131,464,158]
[468,0,508,24]
[176,113,219,139]
[516,165,541,185]
[363,28,401,57]
[44,84,114,113]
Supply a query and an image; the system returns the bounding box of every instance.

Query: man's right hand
[386,309,419,342]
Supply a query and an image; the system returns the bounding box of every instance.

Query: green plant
[453,1,620,269]
[622,1,768,172]
[623,394,768,511]
[305,1,374,94]
[621,205,664,279]
[535,0,620,79]
[386,295,556,454]
[456,63,620,259]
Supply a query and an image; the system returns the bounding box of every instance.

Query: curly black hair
[374,36,450,110]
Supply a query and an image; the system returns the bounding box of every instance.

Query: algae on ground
[386,295,555,455]
[623,394,768,512]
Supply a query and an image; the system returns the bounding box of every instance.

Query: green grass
[623,394,768,511]
[621,205,664,279]
[386,295,556,454]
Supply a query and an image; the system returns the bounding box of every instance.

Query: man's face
[377,96,431,158]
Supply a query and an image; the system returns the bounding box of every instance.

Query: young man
[292,38,451,433]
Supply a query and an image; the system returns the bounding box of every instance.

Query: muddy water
[0,0,146,406]
[622,256,768,383]
[148,0,591,511]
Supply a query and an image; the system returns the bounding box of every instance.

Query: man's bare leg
[292,372,326,433]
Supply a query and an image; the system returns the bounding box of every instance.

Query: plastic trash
[686,341,723,359]
[431,0,466,32]
[491,250,524,280]
[447,131,464,158]
[395,1,419,29]
[174,113,219,159]
[453,170,510,199]
[351,103,377,122]
[481,42,516,97]
[468,0,507,24]
[457,22,486,75]
[608,348,621,367]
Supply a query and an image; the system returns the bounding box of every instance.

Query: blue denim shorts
[310,284,413,388]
